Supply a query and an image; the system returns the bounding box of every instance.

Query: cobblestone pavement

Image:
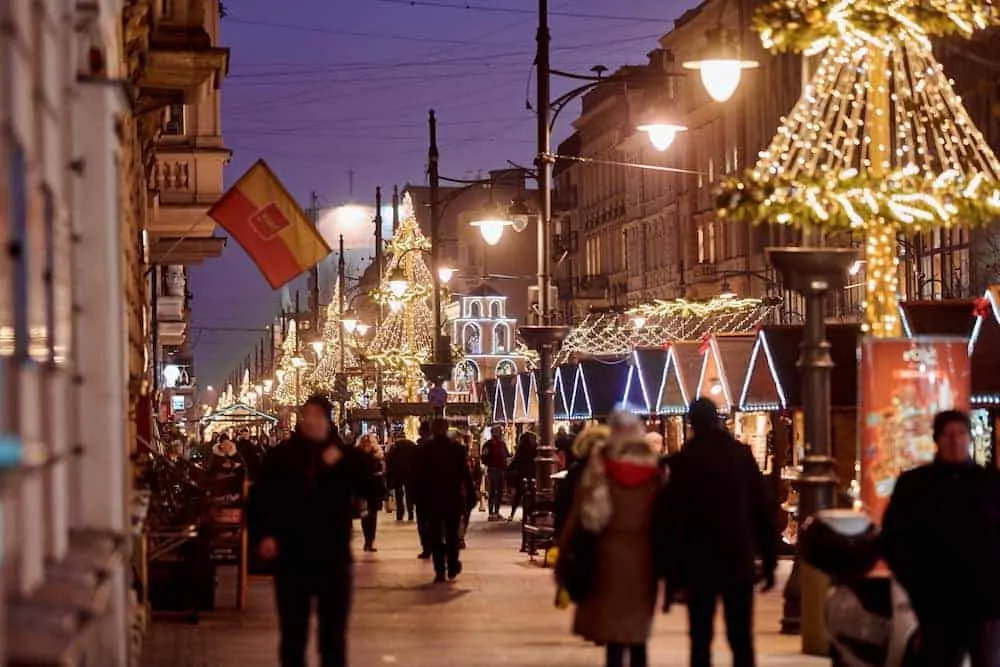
[143,513,827,666]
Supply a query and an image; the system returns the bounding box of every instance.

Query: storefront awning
[492,375,517,423]
[698,335,756,414]
[512,371,539,423]
[657,346,690,415]
[200,402,277,425]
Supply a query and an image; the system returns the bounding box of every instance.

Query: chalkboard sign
[207,474,246,565]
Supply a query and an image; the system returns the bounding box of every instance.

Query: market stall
[199,402,278,442]
[553,364,573,421]
[626,348,669,415]
[969,291,1000,466]
[512,371,539,425]
[491,374,518,424]
[698,334,760,461]
[577,357,631,420]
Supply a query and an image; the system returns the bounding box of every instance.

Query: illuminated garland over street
[717,0,1000,337]
[556,297,774,364]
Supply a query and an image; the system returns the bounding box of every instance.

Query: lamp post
[767,246,855,651]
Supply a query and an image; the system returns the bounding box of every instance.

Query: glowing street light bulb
[631,315,647,330]
[470,218,512,246]
[355,323,370,336]
[438,266,457,285]
[311,340,324,357]
[637,123,687,151]
[683,27,758,103]
[387,267,409,297]
[341,310,358,333]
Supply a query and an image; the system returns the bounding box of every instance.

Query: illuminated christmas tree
[308,281,359,393]
[369,193,435,400]
[272,318,303,407]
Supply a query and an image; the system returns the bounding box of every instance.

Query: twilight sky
[190,0,698,388]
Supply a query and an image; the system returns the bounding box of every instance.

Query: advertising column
[860,337,970,523]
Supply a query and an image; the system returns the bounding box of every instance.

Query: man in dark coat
[386,437,417,522]
[249,394,376,667]
[412,418,476,583]
[881,410,1000,666]
[414,421,434,559]
[658,398,777,667]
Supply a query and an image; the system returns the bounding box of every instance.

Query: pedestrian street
[143,514,825,667]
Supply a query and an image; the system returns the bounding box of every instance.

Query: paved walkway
[143,513,827,666]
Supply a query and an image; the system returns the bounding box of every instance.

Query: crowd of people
[235,390,998,667]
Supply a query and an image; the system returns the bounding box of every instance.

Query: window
[489,300,501,318]
[707,222,717,264]
[697,225,706,264]
[10,141,28,358]
[463,323,481,354]
[453,360,479,391]
[493,323,508,353]
[163,104,185,136]
[496,359,517,376]
[469,300,481,318]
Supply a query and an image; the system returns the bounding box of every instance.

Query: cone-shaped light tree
[368,193,435,401]
[718,0,1000,337]
[272,318,302,407]
[308,281,359,393]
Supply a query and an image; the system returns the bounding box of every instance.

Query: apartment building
[0,0,227,663]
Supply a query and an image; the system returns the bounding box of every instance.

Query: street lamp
[437,266,457,285]
[355,322,371,337]
[637,120,688,151]
[720,280,737,299]
[470,215,514,246]
[682,27,759,103]
[341,309,359,334]
[310,340,324,358]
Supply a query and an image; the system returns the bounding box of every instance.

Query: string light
[307,281,360,398]
[272,320,302,406]
[558,296,773,363]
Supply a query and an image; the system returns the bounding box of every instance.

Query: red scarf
[604,458,660,487]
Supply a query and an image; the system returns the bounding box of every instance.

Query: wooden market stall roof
[578,357,631,419]
[970,290,1000,406]
[669,342,705,412]
[698,334,756,414]
[739,324,861,410]
[631,348,669,415]
[900,299,977,338]
[200,402,277,426]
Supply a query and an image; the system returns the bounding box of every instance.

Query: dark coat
[412,434,476,518]
[657,428,777,591]
[386,439,416,487]
[248,429,375,566]
[881,459,1000,622]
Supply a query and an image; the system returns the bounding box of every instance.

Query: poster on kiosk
[860,337,970,523]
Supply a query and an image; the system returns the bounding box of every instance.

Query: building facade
[0,0,227,663]
[451,285,527,393]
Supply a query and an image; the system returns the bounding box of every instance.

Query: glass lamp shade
[291,356,308,369]
[631,315,647,330]
[638,123,687,151]
[387,267,409,297]
[437,267,457,285]
[683,28,759,103]
[355,323,371,336]
[470,218,512,246]
[341,316,358,334]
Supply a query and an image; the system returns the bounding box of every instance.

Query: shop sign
[860,337,970,523]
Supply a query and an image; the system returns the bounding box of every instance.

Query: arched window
[489,300,502,318]
[469,300,482,318]
[496,359,517,376]
[493,323,509,353]
[463,323,482,354]
[453,360,480,391]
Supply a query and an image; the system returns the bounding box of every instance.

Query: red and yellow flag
[208,160,331,289]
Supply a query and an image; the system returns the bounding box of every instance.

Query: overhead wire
[374,0,675,23]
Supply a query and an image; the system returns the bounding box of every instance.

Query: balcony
[156,295,185,322]
[158,321,187,347]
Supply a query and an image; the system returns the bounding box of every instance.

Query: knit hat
[688,397,721,432]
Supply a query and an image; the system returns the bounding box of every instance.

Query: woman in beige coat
[559,412,663,667]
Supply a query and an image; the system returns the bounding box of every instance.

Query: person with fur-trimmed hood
[556,411,664,667]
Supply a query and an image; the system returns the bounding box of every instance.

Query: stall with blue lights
[696,334,760,465]
[966,291,1000,466]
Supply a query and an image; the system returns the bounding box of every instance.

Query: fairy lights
[558,296,773,363]
[718,0,1000,338]
[308,282,359,395]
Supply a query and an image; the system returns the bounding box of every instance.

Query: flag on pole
[208,160,331,289]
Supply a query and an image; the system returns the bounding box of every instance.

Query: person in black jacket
[411,418,477,583]
[507,431,538,522]
[386,437,417,522]
[249,394,376,667]
[881,410,1000,667]
[657,398,777,667]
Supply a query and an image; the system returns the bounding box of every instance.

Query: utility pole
[338,234,346,379]
[519,0,570,511]
[308,191,321,333]
[374,187,384,406]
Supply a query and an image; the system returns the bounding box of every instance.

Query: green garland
[716,170,1000,231]
[753,0,998,53]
